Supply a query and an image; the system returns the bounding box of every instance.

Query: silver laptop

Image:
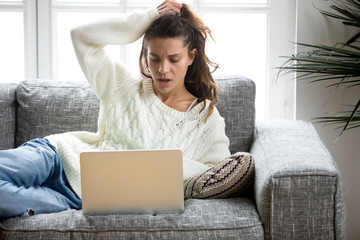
[80,149,184,215]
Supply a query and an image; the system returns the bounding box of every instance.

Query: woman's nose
[159,61,170,74]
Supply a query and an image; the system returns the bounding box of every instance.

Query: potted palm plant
[278,0,360,136]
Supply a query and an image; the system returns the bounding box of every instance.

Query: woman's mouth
[158,78,171,87]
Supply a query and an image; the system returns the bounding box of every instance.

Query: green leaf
[346,31,360,44]
[342,98,360,133]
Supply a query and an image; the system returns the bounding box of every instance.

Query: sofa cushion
[15,80,100,147]
[0,198,263,240]
[216,76,255,153]
[0,83,17,150]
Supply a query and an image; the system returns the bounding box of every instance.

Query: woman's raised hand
[157,0,182,15]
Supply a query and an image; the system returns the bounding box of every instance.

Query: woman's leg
[0,138,81,219]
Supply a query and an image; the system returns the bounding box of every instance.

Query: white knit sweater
[45,7,230,199]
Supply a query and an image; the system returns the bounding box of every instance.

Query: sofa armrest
[250,120,345,240]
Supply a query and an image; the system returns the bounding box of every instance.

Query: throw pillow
[184,152,255,199]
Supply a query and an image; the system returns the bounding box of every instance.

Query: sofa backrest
[15,79,99,148]
[0,83,17,150]
[216,76,255,153]
[0,76,255,153]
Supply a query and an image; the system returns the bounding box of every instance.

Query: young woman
[0,0,253,219]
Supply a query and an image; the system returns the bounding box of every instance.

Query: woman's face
[147,37,196,99]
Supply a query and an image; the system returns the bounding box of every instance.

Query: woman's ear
[188,48,197,66]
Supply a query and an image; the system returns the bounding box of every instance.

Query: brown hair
[139,4,219,121]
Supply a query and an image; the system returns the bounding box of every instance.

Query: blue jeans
[0,138,82,219]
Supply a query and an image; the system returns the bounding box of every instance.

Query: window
[0,0,297,120]
[0,11,25,83]
[0,0,36,83]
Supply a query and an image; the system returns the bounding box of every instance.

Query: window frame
[0,0,37,79]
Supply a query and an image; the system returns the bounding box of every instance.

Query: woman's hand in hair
[157,0,182,15]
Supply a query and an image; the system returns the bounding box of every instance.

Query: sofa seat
[0,198,264,240]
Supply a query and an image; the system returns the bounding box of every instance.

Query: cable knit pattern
[45,7,230,198]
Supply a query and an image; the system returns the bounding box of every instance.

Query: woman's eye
[170,59,179,63]
[150,58,160,63]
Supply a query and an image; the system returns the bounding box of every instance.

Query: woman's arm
[183,116,254,200]
[70,8,159,101]
[70,0,181,102]
[183,116,231,181]
[196,118,231,166]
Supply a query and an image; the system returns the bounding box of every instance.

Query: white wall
[296,0,360,239]
[268,0,297,119]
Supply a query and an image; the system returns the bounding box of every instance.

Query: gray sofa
[0,77,345,239]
